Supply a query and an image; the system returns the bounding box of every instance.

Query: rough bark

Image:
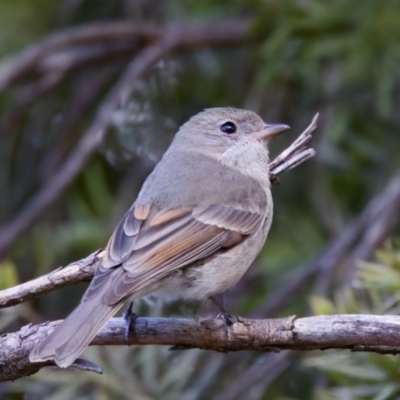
[2,314,400,382]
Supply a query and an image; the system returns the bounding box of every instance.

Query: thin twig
[0,250,102,308]
[269,113,319,175]
[270,148,316,178]
[3,314,400,381]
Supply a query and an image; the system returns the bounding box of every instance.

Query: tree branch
[0,20,251,93]
[269,113,318,180]
[254,164,400,318]
[2,314,400,381]
[0,116,317,309]
[0,250,102,308]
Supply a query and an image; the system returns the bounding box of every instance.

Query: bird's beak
[253,123,290,142]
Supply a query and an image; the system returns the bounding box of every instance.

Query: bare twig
[0,116,316,307]
[270,148,315,179]
[269,113,318,178]
[0,250,102,308]
[3,314,400,381]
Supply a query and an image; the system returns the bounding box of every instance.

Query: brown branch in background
[0,22,161,92]
[0,39,168,257]
[0,74,64,134]
[255,220,363,317]
[3,314,400,382]
[0,116,317,309]
[0,20,250,94]
[318,167,400,291]
[216,353,292,400]
[255,166,400,318]
[0,20,252,258]
[343,169,400,284]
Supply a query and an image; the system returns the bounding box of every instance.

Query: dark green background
[1,1,400,399]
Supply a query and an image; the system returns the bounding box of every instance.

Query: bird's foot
[123,301,138,339]
[216,310,239,347]
[210,296,241,347]
[216,310,237,326]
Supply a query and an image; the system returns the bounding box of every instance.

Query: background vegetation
[1,0,400,398]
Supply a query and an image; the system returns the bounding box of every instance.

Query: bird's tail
[29,297,121,368]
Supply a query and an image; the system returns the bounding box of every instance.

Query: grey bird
[29,107,289,368]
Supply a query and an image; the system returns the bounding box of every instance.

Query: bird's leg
[210,294,239,347]
[123,301,138,339]
[210,295,237,325]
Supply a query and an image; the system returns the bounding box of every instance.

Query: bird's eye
[220,121,237,134]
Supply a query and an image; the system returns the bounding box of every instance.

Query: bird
[29,107,289,368]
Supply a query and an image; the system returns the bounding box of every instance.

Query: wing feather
[103,223,225,305]
[193,204,263,234]
[86,201,265,305]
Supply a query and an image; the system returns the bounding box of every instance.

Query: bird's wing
[83,202,265,305]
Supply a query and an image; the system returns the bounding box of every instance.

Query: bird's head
[172,107,289,177]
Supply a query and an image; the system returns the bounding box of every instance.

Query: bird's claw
[216,310,237,326]
[123,301,138,339]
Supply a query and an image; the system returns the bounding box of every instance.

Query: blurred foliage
[0,260,18,290]
[1,0,400,399]
[0,0,56,56]
[307,240,400,400]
